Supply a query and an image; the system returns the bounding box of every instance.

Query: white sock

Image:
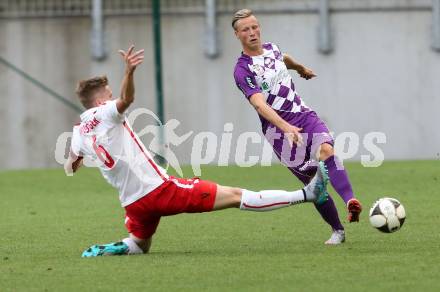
[122,237,144,255]
[303,182,318,202]
[240,189,306,212]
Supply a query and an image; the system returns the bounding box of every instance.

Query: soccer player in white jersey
[65,45,330,257]
[232,9,362,245]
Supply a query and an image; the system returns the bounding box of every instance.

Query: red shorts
[124,177,217,239]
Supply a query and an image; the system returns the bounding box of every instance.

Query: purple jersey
[234,42,310,132]
[234,42,334,182]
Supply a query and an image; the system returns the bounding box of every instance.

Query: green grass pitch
[1,161,439,291]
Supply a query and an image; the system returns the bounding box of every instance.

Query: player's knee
[232,187,243,203]
[129,235,152,254]
[134,241,148,253]
[227,187,242,205]
[138,239,152,253]
[319,143,334,161]
[140,245,150,254]
[214,185,242,209]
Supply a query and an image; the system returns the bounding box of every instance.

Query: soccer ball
[369,197,406,233]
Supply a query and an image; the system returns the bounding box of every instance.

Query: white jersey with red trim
[71,100,169,207]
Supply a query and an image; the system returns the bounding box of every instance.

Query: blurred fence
[0,0,433,18]
[0,0,439,170]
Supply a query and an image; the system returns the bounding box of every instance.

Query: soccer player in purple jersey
[232,9,362,245]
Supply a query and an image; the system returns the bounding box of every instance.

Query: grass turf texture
[1,161,439,291]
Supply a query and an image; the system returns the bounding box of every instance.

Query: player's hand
[118,45,144,73]
[72,156,84,172]
[297,66,316,80]
[284,125,304,147]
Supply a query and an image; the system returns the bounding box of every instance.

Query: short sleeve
[234,65,261,99]
[71,126,82,156]
[100,100,124,124]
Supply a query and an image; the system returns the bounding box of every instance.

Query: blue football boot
[81,241,129,257]
[315,161,330,205]
[304,161,329,205]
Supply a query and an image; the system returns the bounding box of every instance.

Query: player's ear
[95,97,104,106]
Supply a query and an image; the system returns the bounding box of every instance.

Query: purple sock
[314,195,344,231]
[289,166,344,231]
[324,155,354,204]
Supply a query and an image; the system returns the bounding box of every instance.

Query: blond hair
[75,75,108,109]
[232,8,253,30]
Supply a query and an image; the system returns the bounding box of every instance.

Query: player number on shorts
[92,136,115,168]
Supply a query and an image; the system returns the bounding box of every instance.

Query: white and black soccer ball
[369,197,406,233]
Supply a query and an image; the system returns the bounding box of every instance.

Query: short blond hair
[232,8,253,30]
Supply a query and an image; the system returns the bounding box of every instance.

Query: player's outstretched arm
[116,45,145,114]
[249,93,303,146]
[283,53,316,80]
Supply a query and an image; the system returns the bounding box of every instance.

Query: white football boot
[325,229,346,245]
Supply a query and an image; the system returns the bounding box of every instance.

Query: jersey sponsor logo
[251,64,265,76]
[261,81,269,91]
[268,69,291,90]
[264,57,275,69]
[246,76,255,89]
[80,117,101,134]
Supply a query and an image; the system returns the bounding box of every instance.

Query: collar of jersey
[80,106,98,121]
